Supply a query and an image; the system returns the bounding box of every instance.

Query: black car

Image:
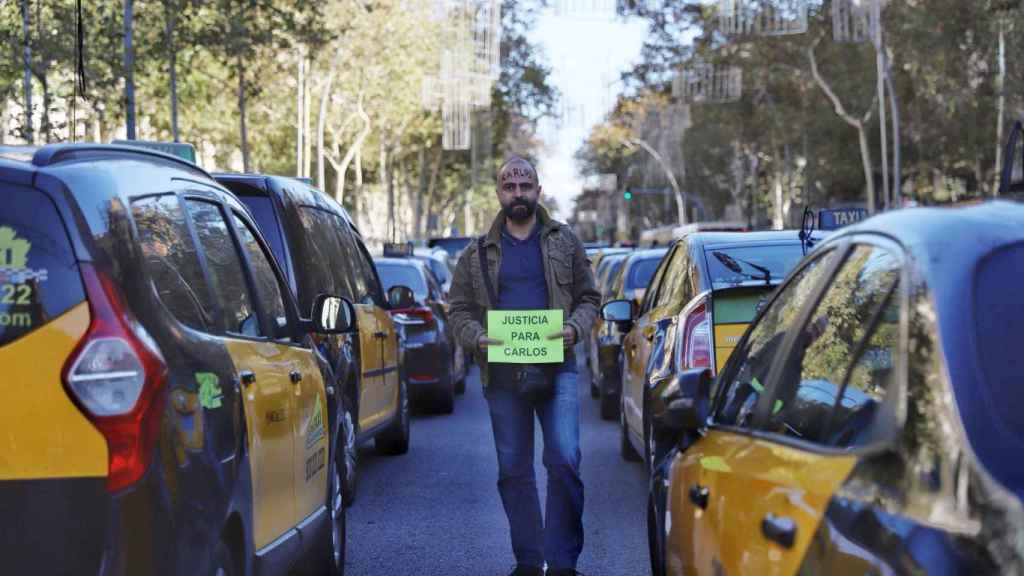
[374,256,466,413]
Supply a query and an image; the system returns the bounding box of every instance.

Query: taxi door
[666,431,856,576]
[290,347,329,522]
[353,304,386,430]
[373,307,401,422]
[185,198,298,550]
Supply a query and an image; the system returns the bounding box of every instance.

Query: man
[449,157,600,576]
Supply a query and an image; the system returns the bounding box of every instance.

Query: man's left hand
[547,325,576,348]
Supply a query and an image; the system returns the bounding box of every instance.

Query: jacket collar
[483,204,558,247]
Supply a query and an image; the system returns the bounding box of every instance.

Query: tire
[340,401,358,506]
[433,376,455,415]
[213,540,237,576]
[647,494,665,576]
[322,453,347,575]
[620,399,641,462]
[376,380,410,455]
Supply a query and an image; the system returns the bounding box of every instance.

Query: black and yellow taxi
[592,247,668,421]
[214,173,409,505]
[586,249,631,398]
[647,202,1024,576]
[605,231,817,474]
[0,144,352,575]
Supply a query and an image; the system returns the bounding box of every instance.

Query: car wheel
[376,380,410,455]
[323,453,347,576]
[213,540,237,576]
[599,367,618,421]
[620,398,641,462]
[340,402,358,506]
[433,378,455,415]
[647,493,664,576]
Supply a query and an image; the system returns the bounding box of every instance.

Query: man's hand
[547,325,577,348]
[477,335,504,353]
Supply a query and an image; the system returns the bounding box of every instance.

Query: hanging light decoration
[673,63,743,104]
[718,0,808,36]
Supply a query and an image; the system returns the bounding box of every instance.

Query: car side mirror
[654,368,713,434]
[311,294,355,334]
[387,285,416,310]
[601,299,634,323]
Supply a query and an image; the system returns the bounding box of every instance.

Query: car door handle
[373,331,387,339]
[761,514,797,549]
[239,370,256,386]
[289,370,303,384]
[689,484,709,510]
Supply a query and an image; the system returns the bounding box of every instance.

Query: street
[345,360,651,576]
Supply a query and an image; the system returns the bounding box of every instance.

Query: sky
[528,6,649,219]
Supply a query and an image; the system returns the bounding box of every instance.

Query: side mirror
[601,299,634,323]
[311,294,355,334]
[387,285,416,310]
[654,368,713,434]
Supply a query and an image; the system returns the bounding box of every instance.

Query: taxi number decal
[305,447,325,482]
[0,283,32,305]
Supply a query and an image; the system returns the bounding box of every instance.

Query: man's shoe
[508,565,543,576]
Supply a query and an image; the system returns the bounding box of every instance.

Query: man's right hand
[477,335,503,352]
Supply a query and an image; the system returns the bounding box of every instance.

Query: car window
[629,256,663,292]
[337,226,376,306]
[714,248,840,428]
[186,200,259,337]
[296,207,355,313]
[237,194,288,279]
[657,244,693,309]
[760,245,901,445]
[231,212,289,340]
[640,249,672,313]
[132,195,216,331]
[603,258,626,299]
[0,184,86,347]
[705,244,806,289]
[376,262,428,302]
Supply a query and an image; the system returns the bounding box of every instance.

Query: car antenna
[798,207,817,255]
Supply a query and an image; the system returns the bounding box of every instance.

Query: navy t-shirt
[491,223,575,384]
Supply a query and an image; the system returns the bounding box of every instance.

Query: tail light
[62,264,168,493]
[680,300,713,373]
[391,307,436,328]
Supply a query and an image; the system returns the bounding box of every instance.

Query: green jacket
[448,205,601,387]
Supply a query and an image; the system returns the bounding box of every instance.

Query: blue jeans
[486,367,584,570]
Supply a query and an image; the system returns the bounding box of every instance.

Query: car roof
[374,256,427,269]
[213,171,360,232]
[822,201,1024,496]
[689,230,825,250]
[624,247,669,263]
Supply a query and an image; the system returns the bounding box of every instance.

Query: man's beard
[504,198,537,222]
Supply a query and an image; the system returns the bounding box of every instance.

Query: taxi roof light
[62,264,168,493]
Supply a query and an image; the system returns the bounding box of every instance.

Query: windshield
[375,262,428,303]
[705,245,806,289]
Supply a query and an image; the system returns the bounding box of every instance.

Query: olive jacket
[448,205,601,387]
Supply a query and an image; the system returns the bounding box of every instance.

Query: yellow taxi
[646,203,1024,576]
[606,232,811,474]
[0,144,352,575]
[216,173,410,504]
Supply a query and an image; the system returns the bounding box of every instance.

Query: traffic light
[623,189,633,201]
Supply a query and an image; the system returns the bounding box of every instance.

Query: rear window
[0,184,85,346]
[375,262,428,302]
[704,244,806,289]
[627,257,662,290]
[237,195,288,276]
[973,241,1024,445]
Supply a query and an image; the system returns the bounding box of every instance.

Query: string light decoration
[832,0,876,43]
[424,0,502,149]
[718,0,808,36]
[673,63,743,104]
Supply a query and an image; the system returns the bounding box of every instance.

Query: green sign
[487,309,564,364]
[112,139,198,164]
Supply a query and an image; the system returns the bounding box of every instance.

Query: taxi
[0,144,352,576]
[593,247,667,420]
[647,202,1024,576]
[604,231,815,474]
[215,173,410,505]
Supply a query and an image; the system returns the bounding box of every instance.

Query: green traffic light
[623,190,633,200]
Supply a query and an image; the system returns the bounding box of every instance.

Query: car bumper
[401,341,448,392]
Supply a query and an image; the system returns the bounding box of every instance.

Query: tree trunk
[994,18,1006,197]
[296,48,304,177]
[303,56,312,180]
[0,99,8,144]
[416,148,427,238]
[316,68,336,189]
[856,125,875,213]
[124,0,137,140]
[20,0,33,144]
[166,0,180,142]
[39,72,51,142]
[383,140,394,241]
[237,56,250,172]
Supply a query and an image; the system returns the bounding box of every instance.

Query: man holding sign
[449,157,600,576]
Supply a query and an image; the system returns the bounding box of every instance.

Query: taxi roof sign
[818,208,868,231]
[112,140,197,165]
[383,242,415,257]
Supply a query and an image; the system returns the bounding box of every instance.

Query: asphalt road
[343,357,652,576]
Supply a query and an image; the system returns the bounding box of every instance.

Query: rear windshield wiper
[712,251,773,285]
